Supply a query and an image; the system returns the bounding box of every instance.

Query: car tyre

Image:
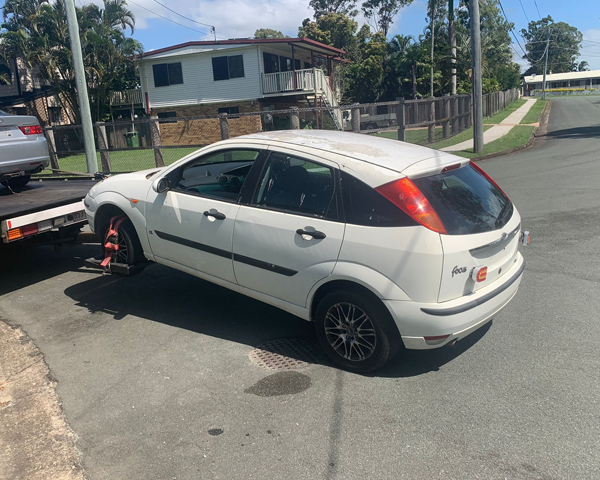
[101,218,144,276]
[315,290,402,373]
[6,175,31,188]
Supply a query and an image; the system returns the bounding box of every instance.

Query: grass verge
[449,126,535,158]
[483,98,526,124]
[520,99,547,124]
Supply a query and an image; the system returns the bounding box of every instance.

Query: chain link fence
[41,88,518,175]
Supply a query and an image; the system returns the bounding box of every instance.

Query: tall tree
[254,28,286,39]
[521,16,582,74]
[298,13,359,53]
[310,0,358,18]
[361,0,413,36]
[448,0,456,94]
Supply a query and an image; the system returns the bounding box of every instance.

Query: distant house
[0,57,69,125]
[524,69,600,94]
[115,38,346,144]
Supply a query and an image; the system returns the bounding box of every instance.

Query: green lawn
[428,125,493,150]
[449,126,536,159]
[376,126,443,145]
[46,147,199,174]
[520,99,547,124]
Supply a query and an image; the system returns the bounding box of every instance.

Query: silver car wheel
[324,302,377,362]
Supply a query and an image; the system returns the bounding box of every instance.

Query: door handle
[296,229,326,240]
[204,211,226,220]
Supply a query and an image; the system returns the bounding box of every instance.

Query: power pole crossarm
[64,0,97,174]
[469,0,484,153]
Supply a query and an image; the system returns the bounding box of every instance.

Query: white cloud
[127,0,316,40]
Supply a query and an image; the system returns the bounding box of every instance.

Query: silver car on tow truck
[0,110,50,188]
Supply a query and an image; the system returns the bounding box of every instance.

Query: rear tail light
[376,177,447,234]
[22,223,39,236]
[469,161,509,200]
[19,125,43,135]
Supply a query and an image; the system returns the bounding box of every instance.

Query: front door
[233,149,345,307]
[146,148,264,284]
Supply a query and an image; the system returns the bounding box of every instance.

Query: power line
[497,0,527,56]
[517,0,530,23]
[150,0,216,31]
[127,0,212,36]
[532,0,542,19]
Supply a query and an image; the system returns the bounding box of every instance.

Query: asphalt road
[1,96,599,480]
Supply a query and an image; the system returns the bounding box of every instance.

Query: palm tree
[0,0,141,122]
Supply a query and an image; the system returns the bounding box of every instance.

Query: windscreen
[412,164,512,235]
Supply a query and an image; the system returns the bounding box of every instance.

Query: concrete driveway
[1,95,599,479]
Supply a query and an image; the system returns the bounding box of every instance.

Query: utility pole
[541,29,551,100]
[64,0,97,174]
[469,0,483,153]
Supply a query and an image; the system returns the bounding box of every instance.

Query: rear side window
[412,164,512,235]
[341,172,417,227]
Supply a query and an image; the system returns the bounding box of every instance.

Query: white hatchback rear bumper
[384,253,525,350]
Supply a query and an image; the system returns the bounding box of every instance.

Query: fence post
[443,95,451,139]
[396,97,406,141]
[451,96,459,136]
[95,122,111,173]
[290,106,300,129]
[219,113,230,140]
[467,96,473,129]
[149,116,164,168]
[351,103,360,133]
[428,99,436,143]
[43,128,60,171]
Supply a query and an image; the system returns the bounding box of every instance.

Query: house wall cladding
[141,46,262,109]
[154,101,263,146]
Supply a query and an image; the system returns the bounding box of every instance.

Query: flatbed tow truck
[0,178,97,249]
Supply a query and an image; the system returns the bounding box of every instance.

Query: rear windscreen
[412,164,512,235]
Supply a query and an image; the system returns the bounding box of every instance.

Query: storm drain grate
[249,338,326,370]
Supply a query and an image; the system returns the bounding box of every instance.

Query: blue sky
[1,0,599,70]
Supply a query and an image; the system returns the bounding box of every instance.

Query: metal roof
[141,38,346,60]
[524,69,600,83]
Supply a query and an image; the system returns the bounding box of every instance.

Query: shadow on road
[1,242,487,378]
[63,262,489,379]
[545,125,600,140]
[0,243,99,296]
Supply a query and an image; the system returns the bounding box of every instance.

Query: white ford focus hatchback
[84,130,527,372]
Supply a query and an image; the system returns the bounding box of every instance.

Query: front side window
[253,152,337,219]
[175,149,260,201]
[153,63,183,87]
[212,55,245,81]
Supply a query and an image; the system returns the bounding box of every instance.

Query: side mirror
[154,177,170,193]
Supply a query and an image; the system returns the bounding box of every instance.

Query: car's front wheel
[315,290,402,373]
[101,218,144,275]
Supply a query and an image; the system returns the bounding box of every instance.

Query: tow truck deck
[0,179,96,246]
